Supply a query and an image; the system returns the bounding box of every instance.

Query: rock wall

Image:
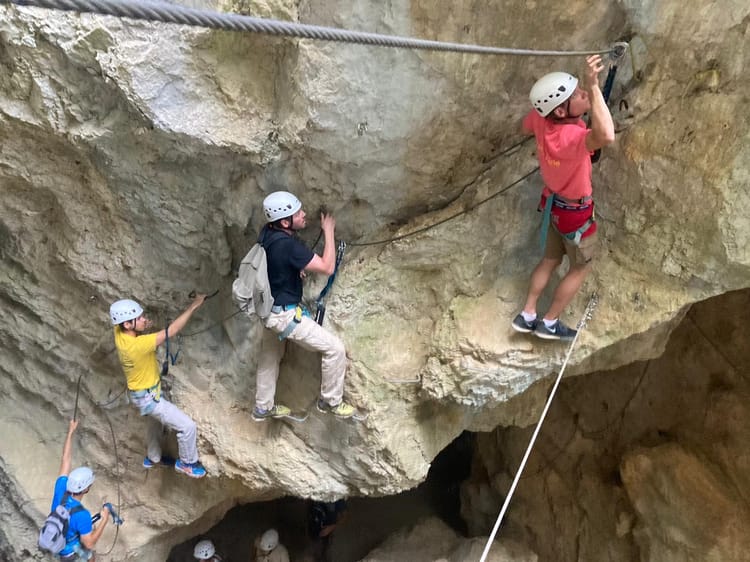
[360,517,537,562]
[463,289,750,561]
[0,0,748,559]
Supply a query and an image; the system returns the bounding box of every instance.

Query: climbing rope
[350,165,540,247]
[73,375,82,421]
[96,386,126,409]
[478,293,599,562]
[180,138,542,338]
[97,409,122,557]
[72,377,124,556]
[4,0,626,59]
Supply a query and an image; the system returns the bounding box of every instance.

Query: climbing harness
[314,241,346,326]
[276,304,311,341]
[538,193,595,250]
[478,293,598,562]
[4,0,625,59]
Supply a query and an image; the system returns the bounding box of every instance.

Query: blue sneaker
[534,319,577,341]
[143,455,175,468]
[511,313,537,333]
[174,460,207,479]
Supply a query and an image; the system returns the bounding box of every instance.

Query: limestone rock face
[621,444,750,562]
[462,290,750,562]
[0,0,749,560]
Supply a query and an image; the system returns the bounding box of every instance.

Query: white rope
[478,294,598,562]
[3,0,627,59]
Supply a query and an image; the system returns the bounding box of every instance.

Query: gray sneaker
[252,404,291,421]
[534,320,577,341]
[316,399,355,419]
[511,313,537,333]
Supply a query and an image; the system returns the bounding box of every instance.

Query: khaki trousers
[255,309,346,410]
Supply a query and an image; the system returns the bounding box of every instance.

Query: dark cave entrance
[167,431,474,561]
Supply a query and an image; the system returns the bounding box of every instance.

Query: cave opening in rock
[168,432,474,561]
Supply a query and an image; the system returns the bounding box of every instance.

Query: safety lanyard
[314,241,346,326]
[590,61,620,164]
[161,324,181,376]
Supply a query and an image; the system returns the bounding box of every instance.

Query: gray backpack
[232,243,274,320]
[38,494,84,554]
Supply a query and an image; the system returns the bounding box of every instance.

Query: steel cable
[4,0,626,58]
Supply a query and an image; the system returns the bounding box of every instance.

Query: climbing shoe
[174,460,207,478]
[316,399,355,419]
[143,455,175,469]
[511,313,537,333]
[534,319,577,342]
[252,404,292,421]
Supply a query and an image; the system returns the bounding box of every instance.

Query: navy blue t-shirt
[260,226,315,307]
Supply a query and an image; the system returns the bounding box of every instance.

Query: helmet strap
[272,214,295,233]
[551,99,582,122]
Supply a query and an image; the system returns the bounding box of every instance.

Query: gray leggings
[144,398,198,464]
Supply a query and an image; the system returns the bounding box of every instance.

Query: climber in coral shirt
[512,54,615,341]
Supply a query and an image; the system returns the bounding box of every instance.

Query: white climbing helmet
[529,71,579,117]
[263,191,302,222]
[66,467,95,493]
[259,528,279,552]
[193,539,216,560]
[109,299,143,325]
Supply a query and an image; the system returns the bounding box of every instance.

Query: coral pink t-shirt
[523,110,596,237]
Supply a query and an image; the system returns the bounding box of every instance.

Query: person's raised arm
[154,294,207,346]
[305,213,336,276]
[584,54,616,152]
[58,419,78,477]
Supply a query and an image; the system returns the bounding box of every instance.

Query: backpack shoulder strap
[59,493,85,517]
[67,503,85,516]
[58,492,70,510]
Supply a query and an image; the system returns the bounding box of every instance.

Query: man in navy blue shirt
[51,420,110,560]
[252,191,355,420]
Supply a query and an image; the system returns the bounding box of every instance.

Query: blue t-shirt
[260,226,315,307]
[51,476,93,555]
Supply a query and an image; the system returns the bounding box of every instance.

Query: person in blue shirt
[51,420,110,560]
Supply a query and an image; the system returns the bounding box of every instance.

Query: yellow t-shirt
[113,327,160,391]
